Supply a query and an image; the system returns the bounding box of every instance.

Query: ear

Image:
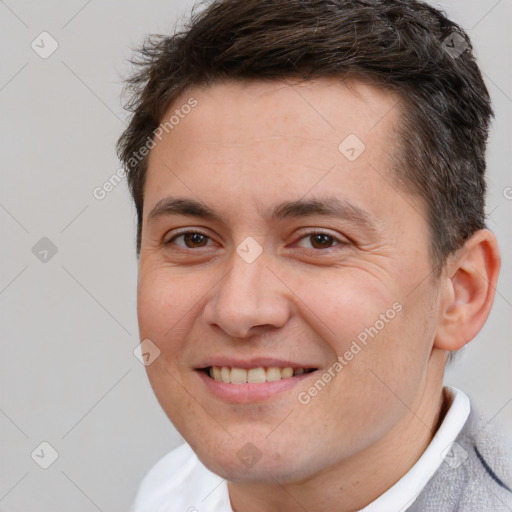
[434,229,501,351]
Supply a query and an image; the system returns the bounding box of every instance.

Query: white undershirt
[131,386,471,512]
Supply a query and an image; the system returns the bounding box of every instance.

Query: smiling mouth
[201,366,317,384]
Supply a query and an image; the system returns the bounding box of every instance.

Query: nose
[202,248,291,339]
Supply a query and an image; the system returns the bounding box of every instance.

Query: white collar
[358,385,471,511]
[132,386,470,512]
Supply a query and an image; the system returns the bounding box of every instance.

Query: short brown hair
[117,0,493,272]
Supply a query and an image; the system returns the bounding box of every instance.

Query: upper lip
[194,357,318,370]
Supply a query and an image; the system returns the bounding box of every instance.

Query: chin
[190,441,321,485]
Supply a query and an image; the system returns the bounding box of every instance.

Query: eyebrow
[147,196,379,230]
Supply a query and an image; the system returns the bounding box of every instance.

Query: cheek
[137,267,204,342]
[136,267,214,385]
[136,269,203,429]
[290,269,399,352]
[291,270,434,416]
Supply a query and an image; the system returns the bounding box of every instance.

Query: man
[118,0,511,510]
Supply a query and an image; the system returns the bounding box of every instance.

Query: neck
[227,350,448,512]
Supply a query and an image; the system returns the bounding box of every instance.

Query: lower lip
[196,370,317,404]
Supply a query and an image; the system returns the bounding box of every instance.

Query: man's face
[137,78,443,483]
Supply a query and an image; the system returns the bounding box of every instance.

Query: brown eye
[167,231,211,248]
[295,230,346,250]
[309,233,335,249]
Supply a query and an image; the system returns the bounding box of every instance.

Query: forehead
[159,77,401,149]
[143,77,413,226]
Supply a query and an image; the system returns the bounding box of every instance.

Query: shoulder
[410,407,512,511]
[131,443,230,512]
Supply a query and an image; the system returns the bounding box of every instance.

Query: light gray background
[1,1,511,511]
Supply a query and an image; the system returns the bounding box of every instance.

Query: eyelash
[165,229,347,251]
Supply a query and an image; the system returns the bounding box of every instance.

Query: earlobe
[434,229,500,352]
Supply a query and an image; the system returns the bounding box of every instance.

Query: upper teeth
[209,366,308,384]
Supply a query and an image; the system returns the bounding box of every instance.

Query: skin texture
[137,78,500,512]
